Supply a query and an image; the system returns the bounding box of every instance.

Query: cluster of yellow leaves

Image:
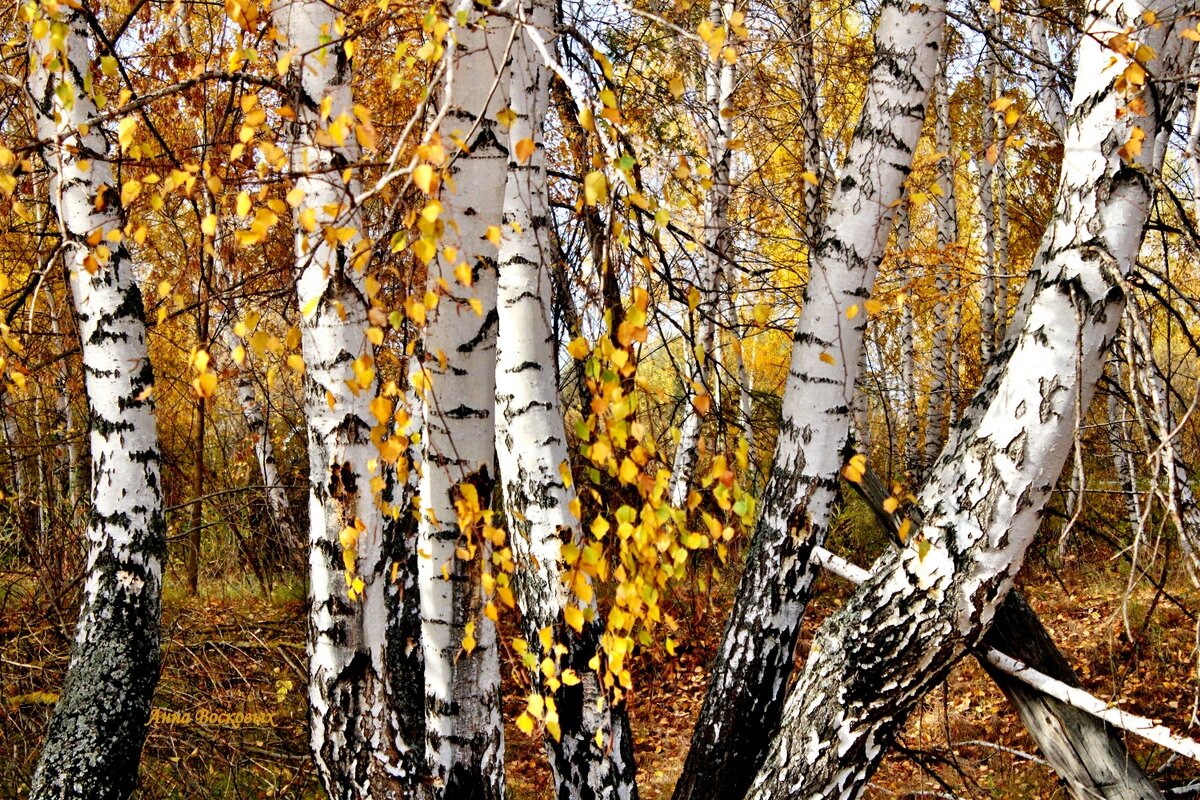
[450,480,516,629]
[188,347,218,399]
[553,288,754,703]
[339,518,367,600]
[0,322,27,394]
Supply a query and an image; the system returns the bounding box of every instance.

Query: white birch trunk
[978,28,999,365]
[273,0,422,794]
[672,0,945,795]
[747,2,1194,794]
[995,111,1012,336]
[923,63,956,470]
[495,1,637,796]
[1031,13,1068,138]
[668,0,737,509]
[898,203,920,476]
[27,9,164,798]
[1106,392,1144,535]
[416,8,509,794]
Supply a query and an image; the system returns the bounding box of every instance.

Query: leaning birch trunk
[273,0,422,794]
[671,0,945,795]
[668,0,736,509]
[28,8,165,798]
[415,7,509,794]
[746,1,1194,795]
[853,463,1164,800]
[495,0,638,796]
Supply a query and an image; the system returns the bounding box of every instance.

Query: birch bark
[273,0,422,794]
[672,0,944,794]
[416,7,509,794]
[923,61,956,470]
[747,1,1194,794]
[495,1,637,796]
[27,7,165,797]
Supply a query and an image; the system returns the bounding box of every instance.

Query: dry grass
[2,542,1197,799]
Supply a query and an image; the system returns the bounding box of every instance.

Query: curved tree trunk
[747,2,1194,794]
[671,0,945,795]
[28,7,165,797]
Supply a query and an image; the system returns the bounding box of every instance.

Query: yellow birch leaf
[564,605,584,633]
[567,337,590,359]
[413,164,434,194]
[192,372,218,398]
[118,117,137,152]
[515,138,535,163]
[819,352,836,365]
[201,214,218,236]
[584,170,607,206]
[121,180,142,206]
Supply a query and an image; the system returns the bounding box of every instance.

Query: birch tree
[27,4,165,796]
[273,0,422,793]
[495,0,638,795]
[747,0,1195,793]
[415,6,510,793]
[673,0,945,793]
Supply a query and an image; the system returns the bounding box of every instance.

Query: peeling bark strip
[28,7,165,798]
[672,1,944,797]
[495,0,638,797]
[747,1,1195,796]
[273,0,421,795]
[417,7,509,796]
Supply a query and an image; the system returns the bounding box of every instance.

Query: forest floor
[1,540,1198,799]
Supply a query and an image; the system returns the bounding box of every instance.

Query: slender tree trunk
[415,7,510,795]
[495,1,638,796]
[897,203,919,477]
[274,0,423,793]
[747,3,1194,794]
[1030,12,1068,138]
[924,61,956,469]
[994,111,1011,336]
[978,28,999,366]
[187,289,209,595]
[1107,392,1143,535]
[669,0,737,508]
[672,0,945,795]
[27,7,165,797]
